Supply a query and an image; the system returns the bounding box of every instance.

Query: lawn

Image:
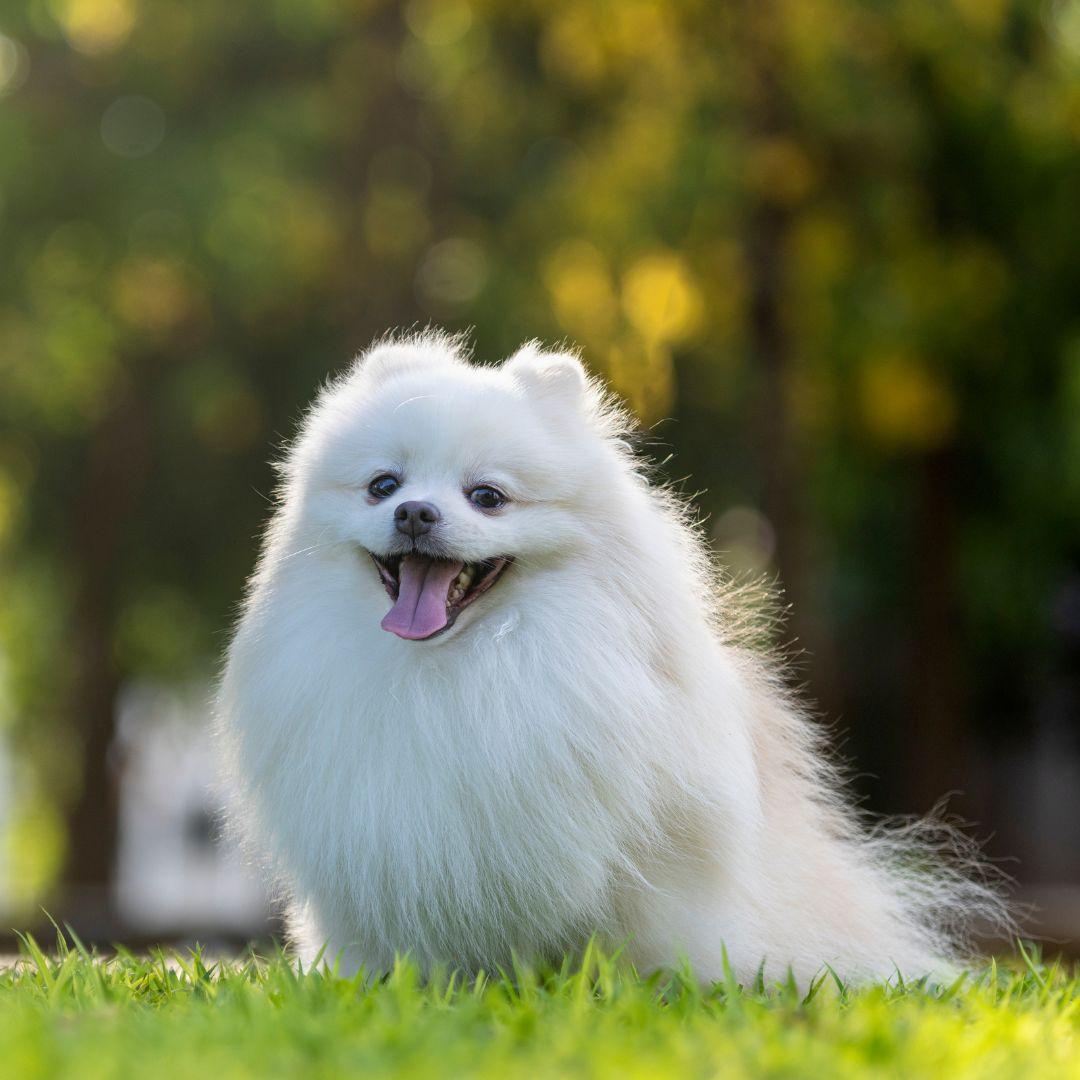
[1,935,1077,1079]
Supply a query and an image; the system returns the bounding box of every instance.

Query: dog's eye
[467,485,508,511]
[368,474,401,500]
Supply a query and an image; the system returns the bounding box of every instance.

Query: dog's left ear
[354,336,461,384]
[504,343,587,408]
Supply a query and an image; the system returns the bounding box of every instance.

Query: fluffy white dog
[217,332,1000,983]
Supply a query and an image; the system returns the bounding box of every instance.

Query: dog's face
[288,339,617,641]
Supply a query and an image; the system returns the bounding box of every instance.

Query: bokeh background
[1,0,1079,951]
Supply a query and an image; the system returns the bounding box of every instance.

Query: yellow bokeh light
[542,240,617,340]
[52,0,137,56]
[610,1,675,64]
[622,252,703,346]
[950,0,1008,33]
[859,354,957,451]
[540,9,606,87]
[604,339,675,424]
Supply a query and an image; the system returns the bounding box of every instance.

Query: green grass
[1,934,1078,1079]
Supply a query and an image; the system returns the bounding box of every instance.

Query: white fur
[216,332,1002,984]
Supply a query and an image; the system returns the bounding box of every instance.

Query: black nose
[394,500,440,539]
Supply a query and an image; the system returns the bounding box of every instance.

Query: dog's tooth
[456,567,474,588]
[448,586,464,603]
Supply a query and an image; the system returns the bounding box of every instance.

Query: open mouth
[370,552,512,641]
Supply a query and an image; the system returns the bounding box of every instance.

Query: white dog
[216,332,1000,983]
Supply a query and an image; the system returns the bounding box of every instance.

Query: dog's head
[284,334,628,641]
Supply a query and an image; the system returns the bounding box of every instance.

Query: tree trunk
[59,378,149,925]
[738,5,837,713]
[907,447,967,813]
[748,197,804,615]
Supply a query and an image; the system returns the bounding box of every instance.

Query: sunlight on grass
[0,932,1078,1078]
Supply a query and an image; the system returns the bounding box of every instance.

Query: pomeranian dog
[217,332,1002,983]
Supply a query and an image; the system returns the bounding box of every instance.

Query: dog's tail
[746,664,1012,982]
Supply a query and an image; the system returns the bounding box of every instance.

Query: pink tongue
[381,556,464,640]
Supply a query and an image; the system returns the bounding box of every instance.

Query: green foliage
[1,937,1078,1078]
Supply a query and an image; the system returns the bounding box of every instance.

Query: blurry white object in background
[114,681,268,936]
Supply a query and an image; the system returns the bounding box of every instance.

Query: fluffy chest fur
[220,532,721,970]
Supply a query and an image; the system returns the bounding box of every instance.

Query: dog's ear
[504,342,587,408]
[353,335,462,384]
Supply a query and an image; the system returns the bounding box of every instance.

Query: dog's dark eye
[467,485,508,511]
[368,474,401,500]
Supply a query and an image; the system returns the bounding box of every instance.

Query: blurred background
[0,0,1078,953]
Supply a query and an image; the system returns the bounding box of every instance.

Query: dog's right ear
[504,342,587,409]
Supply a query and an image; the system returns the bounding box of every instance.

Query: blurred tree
[0,0,1078,919]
